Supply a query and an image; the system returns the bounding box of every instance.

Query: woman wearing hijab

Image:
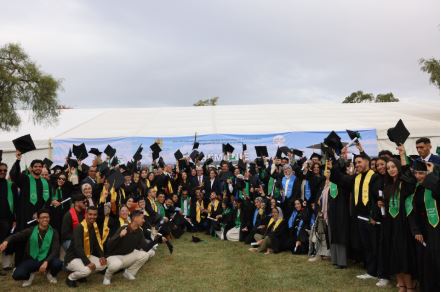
[249,206,286,254]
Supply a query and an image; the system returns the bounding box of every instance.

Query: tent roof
[0,102,438,150]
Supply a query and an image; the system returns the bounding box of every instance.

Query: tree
[193,96,219,106]
[419,58,440,89]
[0,43,62,131]
[342,91,374,103]
[342,91,399,103]
[375,93,399,103]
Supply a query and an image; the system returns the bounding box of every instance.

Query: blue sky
[1,0,439,108]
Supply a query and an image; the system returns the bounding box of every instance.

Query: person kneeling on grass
[0,209,62,287]
[64,206,107,288]
[249,207,287,255]
[103,209,163,285]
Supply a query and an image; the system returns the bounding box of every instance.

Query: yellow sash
[149,198,158,212]
[208,200,219,216]
[119,217,129,227]
[354,169,374,206]
[99,187,108,204]
[268,218,283,231]
[102,216,110,243]
[110,187,118,214]
[196,200,205,223]
[81,220,103,257]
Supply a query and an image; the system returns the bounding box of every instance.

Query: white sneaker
[308,256,319,262]
[122,270,136,280]
[103,276,111,285]
[22,273,35,287]
[356,273,375,280]
[46,272,57,284]
[376,279,390,287]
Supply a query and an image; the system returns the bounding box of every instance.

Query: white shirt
[183,199,189,215]
[422,153,432,162]
[284,176,290,195]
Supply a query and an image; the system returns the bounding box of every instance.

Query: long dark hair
[383,158,402,202]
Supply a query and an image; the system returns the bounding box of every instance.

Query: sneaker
[103,276,111,285]
[356,273,375,280]
[65,277,78,288]
[22,273,35,287]
[122,270,136,280]
[308,256,319,262]
[46,272,57,284]
[376,279,390,287]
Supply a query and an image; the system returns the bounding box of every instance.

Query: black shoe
[77,278,87,283]
[65,278,78,288]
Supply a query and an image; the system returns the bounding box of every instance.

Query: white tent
[1,102,439,166]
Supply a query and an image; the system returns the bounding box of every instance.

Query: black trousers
[357,220,378,277]
[12,258,63,280]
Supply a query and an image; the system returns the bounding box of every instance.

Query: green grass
[3,233,396,291]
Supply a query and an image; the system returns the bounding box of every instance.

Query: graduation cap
[279,146,291,155]
[320,143,334,159]
[387,119,410,146]
[204,158,213,166]
[242,143,247,151]
[67,158,79,168]
[190,150,199,162]
[198,152,205,161]
[158,157,165,168]
[310,153,322,160]
[104,145,116,159]
[150,142,162,153]
[67,148,72,159]
[255,146,268,157]
[346,130,361,141]
[133,144,143,161]
[193,142,200,150]
[191,235,202,243]
[43,158,53,169]
[292,149,303,157]
[51,165,63,173]
[88,148,102,156]
[12,134,36,154]
[275,147,283,159]
[174,149,184,160]
[110,156,119,167]
[98,164,110,177]
[413,160,428,172]
[108,169,124,189]
[324,131,343,155]
[222,143,235,154]
[72,143,88,160]
[152,151,160,161]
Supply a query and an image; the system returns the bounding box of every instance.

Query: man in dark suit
[415,137,440,165]
[80,166,98,193]
[204,169,221,202]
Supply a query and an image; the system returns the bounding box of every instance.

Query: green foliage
[0,43,62,131]
[342,91,399,103]
[193,96,219,106]
[419,58,440,89]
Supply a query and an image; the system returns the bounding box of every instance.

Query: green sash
[6,180,14,213]
[424,188,439,228]
[29,226,54,261]
[239,181,250,200]
[389,183,401,218]
[28,175,50,205]
[235,209,241,228]
[405,184,439,227]
[267,177,280,199]
[52,187,62,201]
[329,182,338,199]
[157,203,165,217]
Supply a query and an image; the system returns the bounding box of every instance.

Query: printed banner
[52,129,377,165]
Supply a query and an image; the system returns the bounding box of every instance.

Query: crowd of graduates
[0,122,439,291]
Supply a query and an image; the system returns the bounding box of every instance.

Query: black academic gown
[49,182,74,240]
[9,161,51,231]
[266,219,288,253]
[408,172,440,292]
[326,182,350,246]
[244,208,268,244]
[285,209,309,254]
[0,178,18,242]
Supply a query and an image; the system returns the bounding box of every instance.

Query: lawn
[3,232,396,292]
